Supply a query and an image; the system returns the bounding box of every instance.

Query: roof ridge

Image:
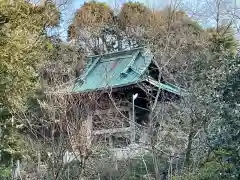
[87,47,145,58]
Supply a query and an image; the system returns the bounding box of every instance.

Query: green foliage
[185,20,240,179]
[0,0,58,109]
[0,107,29,177]
[207,27,238,57]
[0,1,238,179]
[173,148,239,180]
[173,160,236,180]
[0,166,11,179]
[206,56,240,177]
[0,0,59,176]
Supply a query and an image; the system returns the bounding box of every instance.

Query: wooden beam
[92,127,131,135]
[94,107,129,115]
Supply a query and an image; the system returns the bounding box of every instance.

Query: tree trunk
[185,119,195,166]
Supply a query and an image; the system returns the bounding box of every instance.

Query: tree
[14,0,238,179]
[39,38,85,91]
[173,19,239,180]
[68,1,205,86]
[68,1,115,54]
[0,0,59,177]
[0,0,59,109]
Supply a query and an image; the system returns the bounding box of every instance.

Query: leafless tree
[12,0,239,179]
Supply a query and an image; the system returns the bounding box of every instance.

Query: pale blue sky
[54,0,174,40]
[56,0,185,40]
[47,0,239,40]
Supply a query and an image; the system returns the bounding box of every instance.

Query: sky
[54,0,175,40]
[53,0,207,40]
[44,0,240,40]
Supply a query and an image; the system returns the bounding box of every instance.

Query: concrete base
[111,143,150,160]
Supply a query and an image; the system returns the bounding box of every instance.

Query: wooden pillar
[86,113,93,149]
[128,108,136,144]
[109,135,113,147]
[37,151,41,177]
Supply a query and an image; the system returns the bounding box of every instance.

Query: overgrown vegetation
[0,0,239,179]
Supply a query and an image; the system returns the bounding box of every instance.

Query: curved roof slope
[72,48,186,96]
[72,48,152,92]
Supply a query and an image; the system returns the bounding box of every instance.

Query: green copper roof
[72,48,186,96]
[72,48,152,92]
[145,76,187,96]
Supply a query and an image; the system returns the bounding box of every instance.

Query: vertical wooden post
[129,106,136,144]
[37,151,41,178]
[108,135,116,180]
[13,160,20,179]
[109,135,113,147]
[109,135,118,169]
[86,113,93,149]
